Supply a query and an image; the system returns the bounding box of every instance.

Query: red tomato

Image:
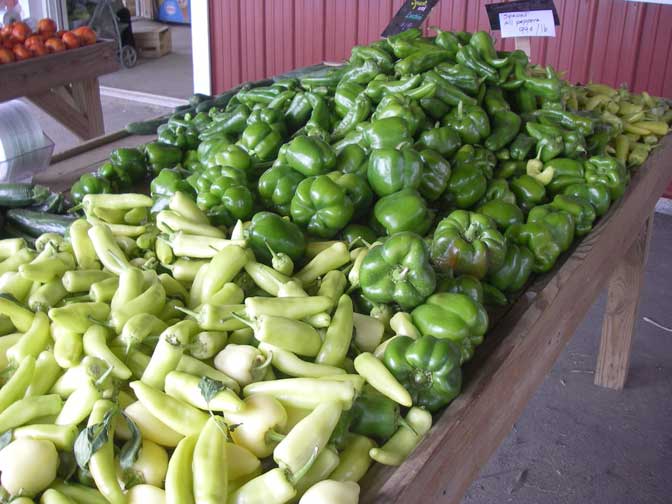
[72,26,96,46]
[12,43,32,61]
[37,18,57,35]
[0,24,13,40]
[44,37,66,53]
[0,47,15,64]
[61,31,80,50]
[24,35,43,49]
[11,22,31,43]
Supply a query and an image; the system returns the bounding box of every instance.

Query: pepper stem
[289,446,320,484]
[231,312,256,330]
[175,306,199,319]
[265,429,286,443]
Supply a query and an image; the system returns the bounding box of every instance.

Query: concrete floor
[100,20,193,98]
[465,211,672,504]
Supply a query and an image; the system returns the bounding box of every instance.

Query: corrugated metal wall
[209,0,672,98]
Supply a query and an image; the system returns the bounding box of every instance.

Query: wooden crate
[134,26,172,58]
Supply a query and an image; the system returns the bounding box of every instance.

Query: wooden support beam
[594,214,653,390]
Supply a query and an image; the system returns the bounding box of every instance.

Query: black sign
[382,0,440,37]
[485,0,559,31]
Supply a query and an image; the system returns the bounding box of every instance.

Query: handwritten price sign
[499,10,556,38]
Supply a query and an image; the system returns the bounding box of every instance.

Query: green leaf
[0,430,12,451]
[198,376,226,404]
[57,451,78,481]
[74,408,116,470]
[119,412,143,471]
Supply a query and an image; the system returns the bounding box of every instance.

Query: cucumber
[5,209,75,237]
[188,93,212,106]
[173,104,194,114]
[0,184,50,208]
[195,99,216,113]
[126,116,170,135]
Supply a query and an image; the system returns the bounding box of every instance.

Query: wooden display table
[0,41,119,140]
[38,132,672,503]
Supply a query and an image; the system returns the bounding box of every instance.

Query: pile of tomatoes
[0,18,97,65]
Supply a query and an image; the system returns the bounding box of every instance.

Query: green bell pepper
[584,155,628,201]
[213,144,252,173]
[484,110,522,152]
[290,175,354,238]
[281,135,337,177]
[348,390,402,442]
[418,149,451,202]
[366,148,423,197]
[144,142,184,175]
[435,62,481,95]
[526,122,564,162]
[109,148,147,183]
[335,82,365,117]
[248,211,306,264]
[374,189,431,236]
[157,123,200,150]
[237,122,284,163]
[328,172,374,219]
[486,243,535,294]
[436,274,483,304]
[423,70,478,107]
[563,183,611,217]
[395,47,453,75]
[335,144,368,177]
[478,178,517,205]
[341,224,378,248]
[359,232,436,311]
[363,117,413,150]
[150,168,197,202]
[383,335,462,412]
[510,175,547,213]
[70,174,112,205]
[505,222,562,273]
[284,92,313,133]
[441,163,488,210]
[550,194,596,236]
[194,166,254,226]
[372,94,425,136]
[509,133,536,161]
[431,210,507,278]
[411,292,489,362]
[452,144,496,179]
[476,199,524,231]
[258,164,305,216]
[202,104,250,138]
[527,203,576,252]
[197,136,232,168]
[442,101,491,145]
[415,126,462,159]
[545,158,585,195]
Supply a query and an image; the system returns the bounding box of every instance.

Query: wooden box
[134,26,172,58]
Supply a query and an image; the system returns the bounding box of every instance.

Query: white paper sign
[499,10,556,38]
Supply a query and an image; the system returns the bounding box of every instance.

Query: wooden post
[594,214,653,390]
[515,36,531,57]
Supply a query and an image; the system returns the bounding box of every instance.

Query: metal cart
[88,0,137,69]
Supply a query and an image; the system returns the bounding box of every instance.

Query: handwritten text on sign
[499,10,556,38]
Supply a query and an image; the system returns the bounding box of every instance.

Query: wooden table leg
[594,214,654,390]
[71,77,105,139]
[28,77,105,140]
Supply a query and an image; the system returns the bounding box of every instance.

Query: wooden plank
[50,130,131,164]
[0,41,119,102]
[361,134,672,503]
[594,214,653,390]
